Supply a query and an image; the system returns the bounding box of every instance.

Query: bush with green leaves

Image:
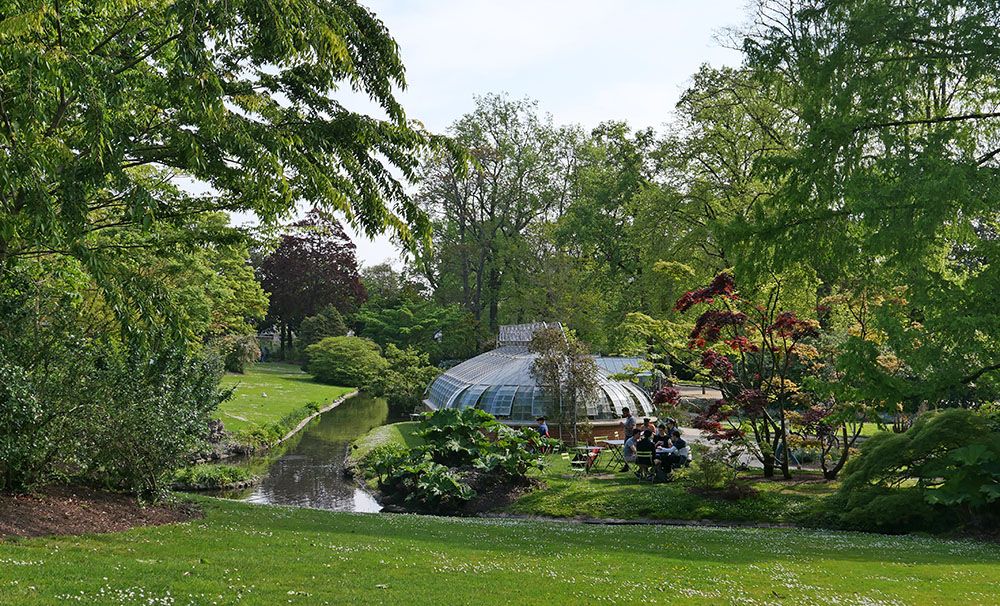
[305,336,389,387]
[821,408,1000,532]
[359,409,545,513]
[173,464,255,490]
[212,333,262,373]
[366,344,441,416]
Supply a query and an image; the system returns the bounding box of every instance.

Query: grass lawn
[217,363,353,433]
[348,421,423,465]
[504,453,837,524]
[1,498,997,605]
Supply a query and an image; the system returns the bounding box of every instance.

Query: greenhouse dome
[423,323,654,423]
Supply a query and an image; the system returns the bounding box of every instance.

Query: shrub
[415,408,496,467]
[173,464,254,489]
[81,348,228,499]
[359,409,545,513]
[305,336,388,387]
[362,443,410,486]
[367,344,441,416]
[0,363,47,490]
[297,306,348,362]
[683,445,751,499]
[823,408,1000,532]
[212,333,261,373]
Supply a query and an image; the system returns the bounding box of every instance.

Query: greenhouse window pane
[456,384,489,409]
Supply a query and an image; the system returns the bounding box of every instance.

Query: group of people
[620,407,689,479]
[533,407,690,480]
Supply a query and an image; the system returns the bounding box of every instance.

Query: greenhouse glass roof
[424,324,654,421]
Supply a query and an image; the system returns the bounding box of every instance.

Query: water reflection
[214,393,389,513]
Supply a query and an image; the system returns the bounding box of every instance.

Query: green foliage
[0,0,448,270]
[367,344,440,416]
[361,443,410,485]
[212,334,262,374]
[827,408,1000,531]
[739,0,1000,404]
[305,336,388,388]
[0,259,227,497]
[359,409,544,513]
[172,465,254,490]
[297,306,348,351]
[684,448,741,493]
[355,297,476,362]
[414,408,499,467]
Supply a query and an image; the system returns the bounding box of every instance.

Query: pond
[212,393,390,513]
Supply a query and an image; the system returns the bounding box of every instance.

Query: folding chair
[561,452,588,477]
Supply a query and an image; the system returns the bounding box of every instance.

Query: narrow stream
[212,393,391,513]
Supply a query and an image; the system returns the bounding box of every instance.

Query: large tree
[415,94,577,335]
[257,210,365,354]
[0,0,447,300]
[740,0,1000,404]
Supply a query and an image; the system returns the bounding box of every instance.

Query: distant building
[423,323,655,438]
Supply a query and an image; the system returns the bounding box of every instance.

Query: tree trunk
[779,428,791,479]
[823,424,856,480]
[487,266,501,334]
[762,452,775,478]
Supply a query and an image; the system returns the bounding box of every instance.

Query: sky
[297,0,749,267]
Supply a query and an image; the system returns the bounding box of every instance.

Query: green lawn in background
[1,497,997,605]
[348,421,423,465]
[505,453,837,524]
[216,363,353,432]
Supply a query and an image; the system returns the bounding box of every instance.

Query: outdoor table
[600,439,626,471]
[572,445,604,472]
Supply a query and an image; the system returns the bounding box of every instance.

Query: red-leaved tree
[257,210,366,355]
[676,272,819,479]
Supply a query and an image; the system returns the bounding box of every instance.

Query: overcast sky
[325,1,748,266]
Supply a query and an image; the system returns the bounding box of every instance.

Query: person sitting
[634,429,655,480]
[641,417,654,434]
[621,428,640,472]
[667,430,690,468]
[653,423,670,448]
[655,430,690,474]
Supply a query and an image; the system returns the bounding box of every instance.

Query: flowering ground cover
[0,497,997,605]
[217,363,353,432]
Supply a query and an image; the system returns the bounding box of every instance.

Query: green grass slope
[217,363,353,433]
[1,498,997,605]
[348,421,423,465]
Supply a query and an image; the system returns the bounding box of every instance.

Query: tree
[368,344,441,416]
[739,0,1000,404]
[305,336,388,388]
[415,94,577,336]
[0,0,447,259]
[676,272,820,479]
[257,210,366,355]
[529,327,599,444]
[298,306,349,352]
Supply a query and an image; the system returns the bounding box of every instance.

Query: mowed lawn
[506,454,837,524]
[217,363,353,432]
[0,498,997,605]
[348,421,423,464]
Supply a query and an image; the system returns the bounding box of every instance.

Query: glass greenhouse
[423,323,655,422]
